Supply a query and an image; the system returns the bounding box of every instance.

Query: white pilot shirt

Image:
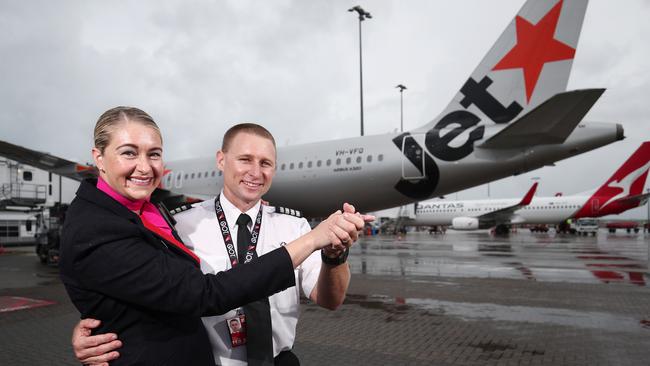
[173,193,322,366]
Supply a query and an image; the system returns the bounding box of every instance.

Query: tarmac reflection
[349,230,649,286]
[344,293,647,334]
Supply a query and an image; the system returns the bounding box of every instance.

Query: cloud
[0,0,648,217]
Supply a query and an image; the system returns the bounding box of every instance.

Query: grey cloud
[0,0,648,217]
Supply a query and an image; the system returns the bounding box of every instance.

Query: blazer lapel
[139,215,200,265]
[76,179,200,265]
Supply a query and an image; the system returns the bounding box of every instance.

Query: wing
[0,139,96,181]
[477,182,538,225]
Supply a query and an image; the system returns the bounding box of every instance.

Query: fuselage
[162,121,622,217]
[414,195,590,226]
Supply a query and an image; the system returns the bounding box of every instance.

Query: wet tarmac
[349,229,650,286]
[2,229,650,365]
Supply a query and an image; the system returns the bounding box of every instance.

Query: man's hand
[325,202,375,251]
[72,318,122,366]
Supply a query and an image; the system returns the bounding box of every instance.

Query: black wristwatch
[321,248,350,266]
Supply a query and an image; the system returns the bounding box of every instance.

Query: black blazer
[60,180,295,365]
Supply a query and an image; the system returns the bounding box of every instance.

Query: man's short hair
[222,123,276,152]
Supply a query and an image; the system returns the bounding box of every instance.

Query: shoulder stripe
[170,203,194,215]
[274,206,302,218]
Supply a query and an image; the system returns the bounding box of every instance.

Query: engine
[451,217,480,230]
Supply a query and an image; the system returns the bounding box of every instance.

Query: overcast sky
[1,0,649,218]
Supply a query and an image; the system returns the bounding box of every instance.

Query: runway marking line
[0,296,56,313]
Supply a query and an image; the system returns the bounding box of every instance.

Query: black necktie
[236,214,252,263]
[236,213,274,366]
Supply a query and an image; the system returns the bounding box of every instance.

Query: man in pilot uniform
[72,123,354,366]
[173,123,352,366]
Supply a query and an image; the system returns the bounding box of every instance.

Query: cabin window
[326,159,331,166]
[367,155,372,163]
[307,161,312,168]
[336,158,341,165]
[346,157,351,165]
[299,162,303,169]
[356,156,362,163]
[378,154,384,162]
[317,160,322,167]
[281,163,286,171]
[290,163,294,170]
[23,171,33,181]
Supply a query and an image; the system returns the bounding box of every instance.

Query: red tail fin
[574,142,650,218]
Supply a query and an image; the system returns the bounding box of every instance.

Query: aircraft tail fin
[574,142,650,217]
[417,0,589,131]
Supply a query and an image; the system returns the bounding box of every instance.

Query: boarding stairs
[0,183,47,209]
[380,204,416,234]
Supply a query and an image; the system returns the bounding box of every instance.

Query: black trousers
[274,350,300,366]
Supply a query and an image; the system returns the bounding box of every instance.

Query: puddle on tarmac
[344,294,647,334]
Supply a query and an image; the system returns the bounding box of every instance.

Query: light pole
[348,5,372,136]
[396,84,407,132]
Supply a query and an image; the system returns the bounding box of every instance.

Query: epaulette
[274,206,302,218]
[170,203,195,216]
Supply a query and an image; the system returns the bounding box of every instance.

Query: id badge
[227,311,247,347]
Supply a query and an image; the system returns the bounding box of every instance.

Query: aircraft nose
[616,123,625,141]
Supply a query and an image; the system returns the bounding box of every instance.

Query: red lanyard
[139,214,200,264]
[214,195,263,268]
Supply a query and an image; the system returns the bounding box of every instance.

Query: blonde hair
[94,106,162,153]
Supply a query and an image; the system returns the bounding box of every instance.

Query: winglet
[519,182,538,206]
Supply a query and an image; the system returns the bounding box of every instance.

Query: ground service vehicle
[606,221,640,234]
[574,218,598,236]
[35,203,67,265]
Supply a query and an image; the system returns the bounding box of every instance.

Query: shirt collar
[96,177,147,213]
[218,190,261,231]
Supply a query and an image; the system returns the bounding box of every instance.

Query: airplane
[412,142,650,234]
[0,0,625,217]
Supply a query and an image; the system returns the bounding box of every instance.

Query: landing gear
[557,222,576,234]
[494,224,510,235]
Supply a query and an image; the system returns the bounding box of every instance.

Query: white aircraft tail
[416,0,589,131]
